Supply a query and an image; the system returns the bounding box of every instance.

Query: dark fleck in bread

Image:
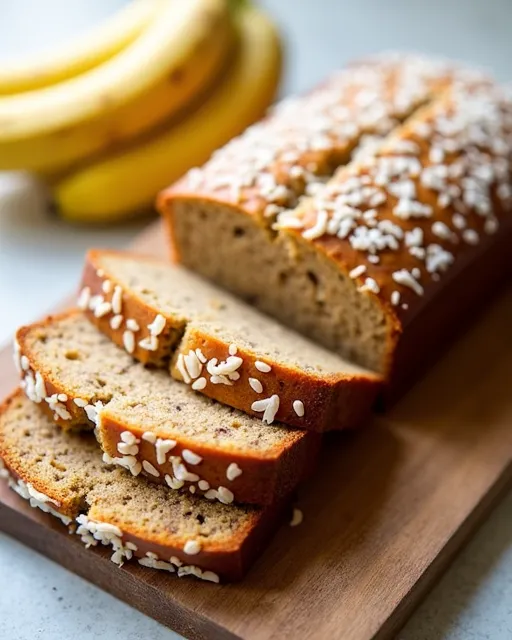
[15,311,320,506]
[78,249,381,431]
[0,391,286,582]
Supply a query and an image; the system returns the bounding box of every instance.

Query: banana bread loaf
[159,56,511,390]
[78,249,381,431]
[0,391,285,582]
[15,312,319,506]
[159,54,486,289]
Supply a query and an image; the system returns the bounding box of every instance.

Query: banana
[54,4,281,224]
[0,0,233,175]
[0,0,163,95]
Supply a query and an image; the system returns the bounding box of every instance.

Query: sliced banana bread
[0,391,285,582]
[15,312,319,506]
[159,62,512,387]
[79,249,381,432]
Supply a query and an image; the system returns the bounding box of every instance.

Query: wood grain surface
[1,221,511,640]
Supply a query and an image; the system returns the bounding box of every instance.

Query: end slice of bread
[0,391,286,581]
[15,311,319,506]
[79,249,382,432]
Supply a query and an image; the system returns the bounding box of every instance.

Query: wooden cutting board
[1,221,512,640]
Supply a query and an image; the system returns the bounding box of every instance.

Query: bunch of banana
[0,0,282,223]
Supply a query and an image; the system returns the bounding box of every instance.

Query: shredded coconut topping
[155,438,176,464]
[122,330,135,354]
[185,54,487,229]
[4,470,72,526]
[110,315,123,331]
[85,401,104,426]
[293,400,305,417]
[76,514,134,566]
[226,463,243,481]
[142,460,160,477]
[182,449,203,466]
[137,551,220,583]
[358,277,380,294]
[148,314,166,336]
[392,269,424,296]
[217,486,235,504]
[126,318,140,332]
[191,377,207,391]
[290,508,304,527]
[255,360,272,373]
[251,394,280,424]
[183,540,201,555]
[176,354,191,384]
[111,286,123,315]
[77,287,91,311]
[349,265,367,279]
[248,377,263,393]
[275,78,511,311]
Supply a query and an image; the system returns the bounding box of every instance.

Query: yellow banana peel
[0,0,233,175]
[0,0,163,95]
[54,4,282,224]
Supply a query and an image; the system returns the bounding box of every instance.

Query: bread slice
[78,249,381,432]
[0,391,286,582]
[159,59,510,385]
[15,312,319,506]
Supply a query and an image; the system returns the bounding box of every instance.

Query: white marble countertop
[1,1,512,638]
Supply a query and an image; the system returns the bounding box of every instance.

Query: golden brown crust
[16,319,94,431]
[89,497,287,580]
[3,454,281,581]
[80,249,184,367]
[0,390,288,581]
[79,249,381,432]
[98,412,319,505]
[171,325,381,430]
[15,311,317,506]
[158,54,482,224]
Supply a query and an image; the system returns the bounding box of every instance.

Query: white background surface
[0,1,511,638]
